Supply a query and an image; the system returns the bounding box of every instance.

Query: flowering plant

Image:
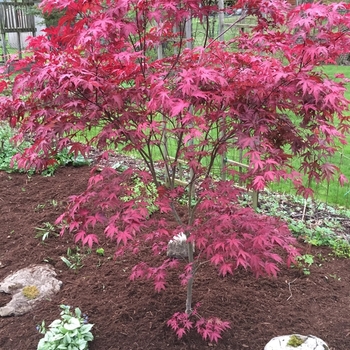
[37,305,93,350]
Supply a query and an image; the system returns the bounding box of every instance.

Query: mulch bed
[1,165,350,350]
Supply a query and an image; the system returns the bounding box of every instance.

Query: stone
[264,334,329,350]
[167,232,192,259]
[0,264,62,316]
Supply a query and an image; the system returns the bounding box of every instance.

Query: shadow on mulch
[0,166,349,350]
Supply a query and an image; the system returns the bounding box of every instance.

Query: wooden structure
[0,0,36,62]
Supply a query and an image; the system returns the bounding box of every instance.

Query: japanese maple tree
[1,0,350,342]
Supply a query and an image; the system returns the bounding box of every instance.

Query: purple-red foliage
[1,0,350,343]
[167,304,231,342]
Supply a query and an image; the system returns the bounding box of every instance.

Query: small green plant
[41,148,91,177]
[0,123,31,172]
[330,239,350,258]
[329,274,341,281]
[294,254,314,276]
[50,199,58,207]
[35,222,59,241]
[22,285,40,299]
[305,226,337,246]
[0,123,90,176]
[61,247,85,270]
[288,220,311,238]
[121,175,158,215]
[96,247,105,256]
[43,257,54,264]
[35,203,46,212]
[242,191,350,258]
[37,304,93,350]
[287,334,305,347]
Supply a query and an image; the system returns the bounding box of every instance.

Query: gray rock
[167,232,191,259]
[0,264,62,316]
[264,334,328,350]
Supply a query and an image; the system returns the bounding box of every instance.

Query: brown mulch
[1,165,350,350]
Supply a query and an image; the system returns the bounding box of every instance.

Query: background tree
[0,0,350,342]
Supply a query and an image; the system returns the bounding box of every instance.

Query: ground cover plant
[37,304,94,350]
[1,0,350,344]
[0,122,31,172]
[243,191,350,258]
[0,122,90,175]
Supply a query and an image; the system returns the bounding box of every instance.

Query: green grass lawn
[156,64,350,207]
[181,18,350,207]
[75,64,350,208]
[267,65,350,207]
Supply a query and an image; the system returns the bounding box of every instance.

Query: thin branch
[202,13,249,51]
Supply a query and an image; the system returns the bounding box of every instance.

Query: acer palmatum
[1,0,350,343]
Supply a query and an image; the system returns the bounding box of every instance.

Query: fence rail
[0,1,36,61]
[0,2,35,32]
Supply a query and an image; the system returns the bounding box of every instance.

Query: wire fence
[163,128,350,209]
[268,151,350,209]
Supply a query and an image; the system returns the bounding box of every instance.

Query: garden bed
[0,165,350,349]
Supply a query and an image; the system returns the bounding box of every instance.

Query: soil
[1,164,350,350]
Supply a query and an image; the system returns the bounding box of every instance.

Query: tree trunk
[185,242,195,314]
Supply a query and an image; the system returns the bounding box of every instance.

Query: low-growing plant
[37,304,93,350]
[294,254,314,276]
[95,247,105,256]
[35,203,46,212]
[35,222,59,241]
[329,273,341,281]
[41,148,91,177]
[121,175,159,215]
[288,220,312,238]
[0,123,31,172]
[0,123,90,175]
[330,239,350,258]
[305,226,339,247]
[60,247,85,270]
[245,191,350,258]
[50,199,59,208]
